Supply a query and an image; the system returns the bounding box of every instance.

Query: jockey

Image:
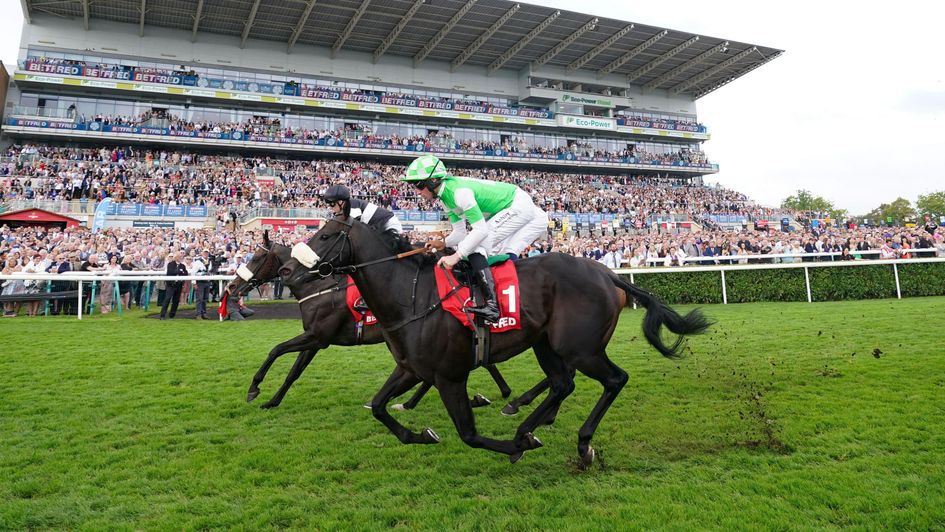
[402,154,548,323]
[322,184,403,234]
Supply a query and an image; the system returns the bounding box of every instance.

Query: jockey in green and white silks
[402,154,548,323]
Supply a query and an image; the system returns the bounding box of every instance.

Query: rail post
[893,263,901,299]
[804,267,812,303]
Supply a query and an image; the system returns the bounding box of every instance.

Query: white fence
[616,256,945,305]
[2,255,944,320]
[0,272,235,320]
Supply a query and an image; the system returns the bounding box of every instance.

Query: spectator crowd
[3,145,727,224]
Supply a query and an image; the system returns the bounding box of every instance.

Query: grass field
[1,297,944,529]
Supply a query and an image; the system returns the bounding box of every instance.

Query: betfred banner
[83,67,132,80]
[617,117,706,133]
[133,71,181,84]
[26,62,81,75]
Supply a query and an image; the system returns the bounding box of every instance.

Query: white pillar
[804,267,812,303]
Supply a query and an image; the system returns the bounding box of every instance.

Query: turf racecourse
[1,298,943,529]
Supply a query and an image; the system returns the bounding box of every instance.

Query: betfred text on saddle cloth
[435,261,521,332]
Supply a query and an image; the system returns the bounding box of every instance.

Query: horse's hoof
[471,393,492,408]
[391,403,407,412]
[501,404,519,416]
[260,401,279,410]
[421,427,440,443]
[524,432,543,450]
[246,389,260,403]
[579,446,596,469]
[509,451,524,464]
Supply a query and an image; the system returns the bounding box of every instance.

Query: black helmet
[322,185,351,203]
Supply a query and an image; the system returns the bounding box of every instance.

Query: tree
[916,191,945,220]
[863,197,916,225]
[781,189,837,217]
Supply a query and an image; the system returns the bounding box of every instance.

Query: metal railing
[0,272,234,320]
[4,255,944,322]
[239,207,329,223]
[8,105,77,120]
[632,248,941,267]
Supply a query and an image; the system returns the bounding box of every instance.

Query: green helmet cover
[402,155,447,182]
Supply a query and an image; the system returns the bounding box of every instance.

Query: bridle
[231,241,278,294]
[305,218,430,278]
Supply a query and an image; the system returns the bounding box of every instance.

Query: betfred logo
[490,317,517,329]
[366,315,377,325]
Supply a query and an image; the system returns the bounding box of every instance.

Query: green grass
[1,298,944,529]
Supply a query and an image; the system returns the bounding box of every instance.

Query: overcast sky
[2,1,943,214]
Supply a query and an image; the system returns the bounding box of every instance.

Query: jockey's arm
[445,188,489,257]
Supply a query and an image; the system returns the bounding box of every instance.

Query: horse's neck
[348,231,428,323]
[350,262,423,324]
[274,245,292,265]
[291,275,343,301]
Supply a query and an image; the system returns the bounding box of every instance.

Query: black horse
[280,218,711,466]
[227,232,512,409]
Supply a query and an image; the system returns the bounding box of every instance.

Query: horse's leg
[247,331,319,402]
[260,347,320,409]
[570,352,628,469]
[392,381,432,411]
[371,366,440,444]
[435,374,543,463]
[511,340,576,443]
[394,380,494,411]
[501,377,549,416]
[484,364,512,398]
[537,367,577,425]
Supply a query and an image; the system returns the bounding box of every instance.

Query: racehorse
[280,218,711,466]
[227,232,512,409]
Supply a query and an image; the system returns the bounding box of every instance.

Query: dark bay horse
[227,233,511,409]
[280,218,711,466]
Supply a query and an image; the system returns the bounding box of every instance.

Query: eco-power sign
[561,94,614,107]
[558,115,616,131]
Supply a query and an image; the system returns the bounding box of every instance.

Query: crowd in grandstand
[3,145,722,221]
[25,56,552,116]
[25,107,713,167]
[25,56,706,132]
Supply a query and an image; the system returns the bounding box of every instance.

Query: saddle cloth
[345,276,377,325]
[434,261,522,332]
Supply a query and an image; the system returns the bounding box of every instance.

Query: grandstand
[2,0,782,232]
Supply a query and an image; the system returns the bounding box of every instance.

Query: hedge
[622,262,945,304]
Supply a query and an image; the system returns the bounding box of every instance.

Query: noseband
[234,242,276,292]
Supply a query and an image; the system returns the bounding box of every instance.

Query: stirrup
[468,302,500,323]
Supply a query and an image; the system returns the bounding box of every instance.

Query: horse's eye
[319,234,330,240]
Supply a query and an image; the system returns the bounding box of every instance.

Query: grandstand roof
[21,0,782,98]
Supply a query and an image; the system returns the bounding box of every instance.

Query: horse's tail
[611,274,712,359]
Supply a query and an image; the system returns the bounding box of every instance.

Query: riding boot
[468,267,501,323]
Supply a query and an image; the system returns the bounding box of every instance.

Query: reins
[334,246,431,274]
[296,279,352,305]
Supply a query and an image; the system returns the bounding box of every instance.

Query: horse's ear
[263,230,270,246]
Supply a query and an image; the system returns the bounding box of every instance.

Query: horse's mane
[377,228,438,266]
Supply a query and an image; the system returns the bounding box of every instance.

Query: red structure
[0,208,82,229]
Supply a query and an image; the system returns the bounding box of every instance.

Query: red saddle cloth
[434,261,522,332]
[345,276,377,325]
